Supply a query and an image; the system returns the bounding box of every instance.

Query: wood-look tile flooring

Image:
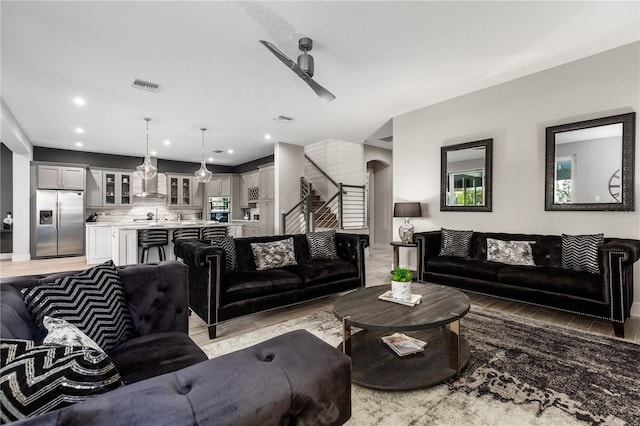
[2,248,639,347]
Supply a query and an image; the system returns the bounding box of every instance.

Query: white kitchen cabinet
[37,165,85,190]
[240,171,259,207]
[258,200,275,236]
[258,165,274,200]
[239,176,249,208]
[227,225,243,238]
[167,175,203,208]
[86,225,112,264]
[112,229,138,266]
[103,171,132,206]
[243,223,261,237]
[86,169,103,207]
[206,175,231,197]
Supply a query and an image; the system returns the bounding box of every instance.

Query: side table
[390,241,417,275]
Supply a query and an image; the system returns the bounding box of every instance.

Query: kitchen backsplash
[87,198,201,222]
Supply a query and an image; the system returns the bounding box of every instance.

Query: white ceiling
[2,1,638,166]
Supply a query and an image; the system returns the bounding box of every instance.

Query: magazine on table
[381,333,428,357]
[378,290,422,307]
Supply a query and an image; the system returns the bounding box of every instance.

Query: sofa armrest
[335,233,369,287]
[598,239,640,323]
[13,330,352,426]
[116,261,190,336]
[414,231,442,282]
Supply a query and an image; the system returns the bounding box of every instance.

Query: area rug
[200,307,640,426]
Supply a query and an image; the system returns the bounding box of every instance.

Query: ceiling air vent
[212,149,224,154]
[380,136,393,143]
[132,79,161,93]
[273,115,293,123]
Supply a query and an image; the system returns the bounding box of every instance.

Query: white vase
[391,280,412,301]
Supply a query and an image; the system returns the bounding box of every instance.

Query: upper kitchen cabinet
[240,171,259,207]
[37,164,85,190]
[206,175,231,197]
[258,164,274,200]
[86,169,103,207]
[167,175,203,208]
[103,171,132,207]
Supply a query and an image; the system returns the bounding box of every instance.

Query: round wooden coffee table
[333,283,470,390]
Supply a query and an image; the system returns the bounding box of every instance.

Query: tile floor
[2,245,638,346]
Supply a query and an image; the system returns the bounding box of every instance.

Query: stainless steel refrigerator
[35,190,84,257]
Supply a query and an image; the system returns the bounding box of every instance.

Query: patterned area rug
[200,307,640,426]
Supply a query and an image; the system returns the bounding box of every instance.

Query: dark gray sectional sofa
[1,261,352,425]
[414,231,640,337]
[174,232,369,338]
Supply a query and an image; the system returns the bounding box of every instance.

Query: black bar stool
[172,228,201,242]
[138,229,169,263]
[201,227,227,240]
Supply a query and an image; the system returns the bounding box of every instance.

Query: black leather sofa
[175,232,369,338]
[414,231,640,337]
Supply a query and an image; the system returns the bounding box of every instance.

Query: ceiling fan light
[137,117,157,180]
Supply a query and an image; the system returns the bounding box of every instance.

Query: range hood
[133,157,166,199]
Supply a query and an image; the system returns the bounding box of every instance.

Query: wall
[364,145,393,247]
[274,142,305,234]
[304,139,365,200]
[393,42,640,312]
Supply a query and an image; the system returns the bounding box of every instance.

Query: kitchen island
[86,221,241,265]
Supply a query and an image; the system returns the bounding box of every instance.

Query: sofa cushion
[497,265,603,301]
[440,228,473,257]
[21,261,134,352]
[306,230,338,260]
[562,233,604,274]
[486,238,535,266]
[42,316,103,352]
[0,339,123,422]
[107,332,207,385]
[428,256,505,281]
[250,238,297,270]
[287,259,358,287]
[223,270,303,303]
[210,236,237,273]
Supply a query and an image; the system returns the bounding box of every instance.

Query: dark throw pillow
[210,236,238,273]
[0,339,122,422]
[306,230,339,261]
[21,260,134,352]
[439,228,473,258]
[250,238,297,271]
[561,233,604,274]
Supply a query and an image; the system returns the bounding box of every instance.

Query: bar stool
[201,227,227,240]
[172,228,201,242]
[138,229,169,263]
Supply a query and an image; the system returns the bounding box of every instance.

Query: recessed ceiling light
[164,140,171,145]
[208,157,214,162]
[73,97,85,106]
[227,149,234,154]
[150,151,157,156]
[264,134,272,140]
[75,142,83,147]
[75,127,84,134]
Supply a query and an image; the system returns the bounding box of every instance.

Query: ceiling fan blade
[260,40,336,103]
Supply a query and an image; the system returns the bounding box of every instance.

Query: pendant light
[194,127,213,183]
[136,117,157,180]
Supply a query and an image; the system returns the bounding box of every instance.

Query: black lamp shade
[393,202,422,218]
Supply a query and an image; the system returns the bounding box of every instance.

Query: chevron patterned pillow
[561,233,604,274]
[306,231,338,261]
[22,261,134,353]
[439,228,473,258]
[0,339,122,422]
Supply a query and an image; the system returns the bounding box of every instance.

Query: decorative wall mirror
[440,139,493,212]
[545,112,635,211]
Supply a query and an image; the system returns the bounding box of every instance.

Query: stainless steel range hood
[133,157,166,199]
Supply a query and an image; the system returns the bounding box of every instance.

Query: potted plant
[391,267,413,301]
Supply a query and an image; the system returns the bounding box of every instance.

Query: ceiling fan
[259,37,336,103]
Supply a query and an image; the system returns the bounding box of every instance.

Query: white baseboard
[11,253,31,262]
[0,253,12,260]
[630,301,640,318]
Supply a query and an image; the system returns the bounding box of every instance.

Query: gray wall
[393,42,640,310]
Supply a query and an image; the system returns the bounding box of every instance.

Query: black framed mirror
[545,112,635,211]
[440,139,493,212]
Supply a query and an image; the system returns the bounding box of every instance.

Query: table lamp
[393,202,422,244]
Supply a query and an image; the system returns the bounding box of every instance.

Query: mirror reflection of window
[554,156,575,203]
[448,170,485,206]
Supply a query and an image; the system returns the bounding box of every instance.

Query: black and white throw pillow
[22,261,134,353]
[0,339,122,422]
[486,239,535,266]
[210,236,238,273]
[306,231,338,261]
[561,233,604,274]
[439,228,474,258]
[250,238,297,271]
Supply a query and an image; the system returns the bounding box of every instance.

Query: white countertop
[86,221,236,230]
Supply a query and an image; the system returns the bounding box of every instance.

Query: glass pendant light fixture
[136,117,157,180]
[194,127,213,183]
